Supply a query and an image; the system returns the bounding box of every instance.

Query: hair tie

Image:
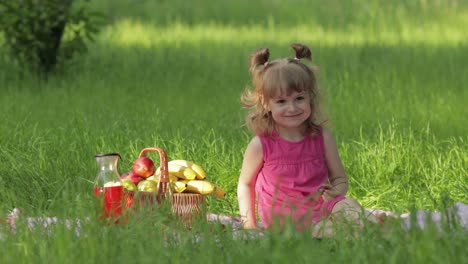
[264,61,269,67]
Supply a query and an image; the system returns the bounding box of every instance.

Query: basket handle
[138,147,170,198]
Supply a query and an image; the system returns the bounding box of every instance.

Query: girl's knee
[334,197,363,211]
[331,198,365,222]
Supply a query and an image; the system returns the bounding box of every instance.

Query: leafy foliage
[0,0,105,76]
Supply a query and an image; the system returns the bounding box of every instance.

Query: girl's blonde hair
[241,43,323,136]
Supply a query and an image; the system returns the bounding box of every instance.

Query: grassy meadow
[0,0,467,263]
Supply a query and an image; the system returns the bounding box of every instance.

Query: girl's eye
[276,99,285,104]
[296,96,305,101]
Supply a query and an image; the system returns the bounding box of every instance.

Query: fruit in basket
[172,181,187,193]
[120,171,145,185]
[132,157,155,178]
[121,178,138,191]
[156,164,197,180]
[211,186,226,198]
[180,180,215,195]
[147,173,178,182]
[168,160,206,180]
[137,180,157,192]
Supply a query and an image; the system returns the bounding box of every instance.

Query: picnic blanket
[206,202,468,232]
[2,203,467,238]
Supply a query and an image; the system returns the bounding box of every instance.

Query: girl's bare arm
[237,136,264,229]
[322,128,349,199]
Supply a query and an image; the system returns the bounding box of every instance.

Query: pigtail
[244,47,270,108]
[291,43,312,61]
[241,47,271,133]
[249,48,270,75]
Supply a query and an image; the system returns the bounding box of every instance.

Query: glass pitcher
[93,153,124,220]
[94,153,122,190]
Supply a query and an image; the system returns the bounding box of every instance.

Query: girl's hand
[320,183,341,202]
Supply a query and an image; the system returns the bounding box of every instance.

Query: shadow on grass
[88,0,468,30]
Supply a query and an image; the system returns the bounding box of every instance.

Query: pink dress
[255,128,345,230]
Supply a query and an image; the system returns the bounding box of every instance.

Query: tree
[0,0,104,77]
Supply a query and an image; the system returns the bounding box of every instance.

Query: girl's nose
[287,102,297,111]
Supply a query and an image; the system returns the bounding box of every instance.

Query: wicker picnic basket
[124,147,206,224]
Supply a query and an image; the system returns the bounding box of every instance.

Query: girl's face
[266,90,311,131]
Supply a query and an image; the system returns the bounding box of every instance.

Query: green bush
[0,0,104,76]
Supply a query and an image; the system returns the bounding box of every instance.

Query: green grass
[0,0,467,263]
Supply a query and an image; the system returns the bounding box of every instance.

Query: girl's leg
[330,197,382,226]
[311,219,335,238]
[312,198,371,238]
[311,198,387,238]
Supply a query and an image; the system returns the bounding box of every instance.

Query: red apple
[132,157,155,178]
[120,171,145,185]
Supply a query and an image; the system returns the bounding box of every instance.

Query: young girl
[237,43,382,237]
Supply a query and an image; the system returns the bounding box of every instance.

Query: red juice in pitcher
[94,186,124,219]
[93,153,125,223]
